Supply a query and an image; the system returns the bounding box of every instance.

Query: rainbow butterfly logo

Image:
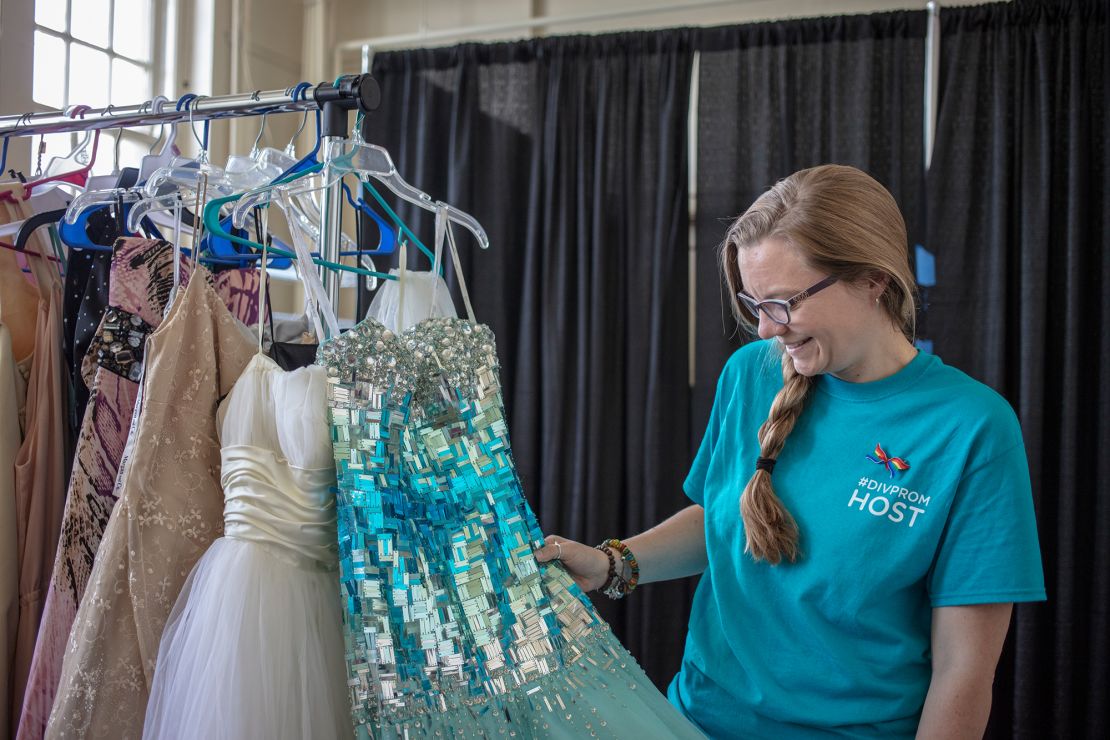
[866,444,911,478]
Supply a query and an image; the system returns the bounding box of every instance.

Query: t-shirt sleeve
[928,439,1046,607]
[684,355,737,507]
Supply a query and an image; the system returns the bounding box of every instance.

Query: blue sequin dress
[318,221,703,739]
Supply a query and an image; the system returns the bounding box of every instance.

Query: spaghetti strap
[429,207,447,312]
[444,214,477,324]
[278,191,340,342]
[429,205,477,324]
[397,242,407,327]
[257,238,269,353]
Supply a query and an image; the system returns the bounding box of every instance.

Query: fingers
[534,534,564,563]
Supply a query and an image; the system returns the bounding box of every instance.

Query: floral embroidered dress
[18,239,261,740]
[46,265,256,740]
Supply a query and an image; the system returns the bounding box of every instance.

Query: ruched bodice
[217,353,337,569]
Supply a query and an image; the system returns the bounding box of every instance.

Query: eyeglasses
[736,276,838,326]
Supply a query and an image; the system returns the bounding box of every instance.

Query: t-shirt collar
[816,349,935,401]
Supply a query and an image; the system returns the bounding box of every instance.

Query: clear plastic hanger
[137,96,180,183]
[126,96,241,231]
[231,136,489,250]
[62,97,182,233]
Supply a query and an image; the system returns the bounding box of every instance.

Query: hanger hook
[251,110,269,158]
[35,133,46,176]
[188,96,208,163]
[148,121,166,155]
[15,112,33,137]
[143,95,170,154]
[136,100,159,155]
[286,110,309,157]
[103,104,122,171]
[113,127,124,171]
[351,110,366,144]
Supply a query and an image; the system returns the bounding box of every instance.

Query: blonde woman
[537,165,1045,739]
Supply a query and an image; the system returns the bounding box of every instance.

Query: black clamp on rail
[313,75,381,139]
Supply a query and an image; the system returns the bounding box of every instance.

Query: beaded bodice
[320,316,498,405]
[319,316,603,730]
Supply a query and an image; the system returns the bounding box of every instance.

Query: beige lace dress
[46,266,255,740]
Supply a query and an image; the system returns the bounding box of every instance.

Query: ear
[866,271,890,301]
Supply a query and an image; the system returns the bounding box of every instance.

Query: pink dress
[5,200,65,738]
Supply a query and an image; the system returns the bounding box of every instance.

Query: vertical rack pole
[320,100,349,311]
[924,1,941,172]
[311,74,380,318]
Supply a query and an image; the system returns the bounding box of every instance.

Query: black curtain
[357,2,1109,733]
[691,11,927,433]
[363,31,695,685]
[926,2,1109,737]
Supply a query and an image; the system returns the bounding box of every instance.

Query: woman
[536,165,1045,738]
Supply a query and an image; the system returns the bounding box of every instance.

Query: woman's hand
[534,535,612,592]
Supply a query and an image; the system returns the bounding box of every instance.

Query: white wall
[0,0,44,174]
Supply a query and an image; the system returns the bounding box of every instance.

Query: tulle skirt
[143,537,352,740]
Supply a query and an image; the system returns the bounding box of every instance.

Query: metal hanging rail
[0,76,381,139]
[0,75,380,311]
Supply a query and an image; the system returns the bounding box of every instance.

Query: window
[32,0,156,175]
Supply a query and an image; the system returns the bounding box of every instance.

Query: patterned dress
[61,249,111,439]
[42,261,257,740]
[17,239,175,739]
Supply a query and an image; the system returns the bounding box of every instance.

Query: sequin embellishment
[320,317,634,735]
[89,306,152,381]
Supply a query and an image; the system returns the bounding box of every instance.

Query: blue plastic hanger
[275,100,322,181]
[341,181,396,256]
[56,204,126,252]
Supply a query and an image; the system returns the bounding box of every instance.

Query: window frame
[31,0,167,172]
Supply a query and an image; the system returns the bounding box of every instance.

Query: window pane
[113,0,151,61]
[33,31,67,109]
[71,0,110,48]
[68,44,110,109]
[40,133,79,175]
[118,133,149,171]
[35,0,68,32]
[111,58,150,105]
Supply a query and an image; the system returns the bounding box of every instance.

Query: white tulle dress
[142,228,351,740]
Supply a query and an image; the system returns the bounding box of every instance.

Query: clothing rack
[0,75,380,307]
[0,76,380,138]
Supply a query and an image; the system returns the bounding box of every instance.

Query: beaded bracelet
[596,538,640,600]
[595,543,619,595]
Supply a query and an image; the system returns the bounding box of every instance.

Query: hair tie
[755,457,777,474]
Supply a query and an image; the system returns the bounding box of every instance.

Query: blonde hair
[721,164,917,564]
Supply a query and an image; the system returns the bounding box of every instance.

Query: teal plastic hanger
[233,164,437,265]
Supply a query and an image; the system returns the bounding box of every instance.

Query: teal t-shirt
[667,340,1045,739]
